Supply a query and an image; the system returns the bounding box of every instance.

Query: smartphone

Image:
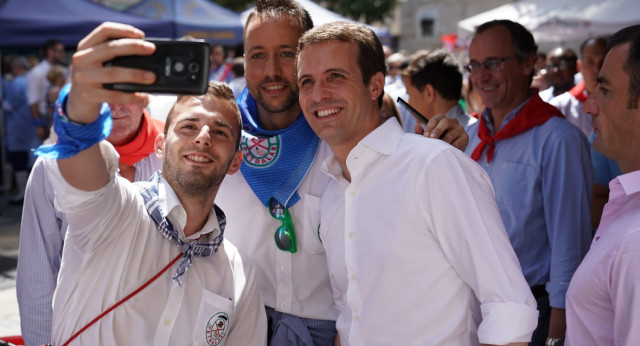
[396,97,429,124]
[103,38,211,95]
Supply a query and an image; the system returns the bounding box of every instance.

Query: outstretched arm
[55,22,155,191]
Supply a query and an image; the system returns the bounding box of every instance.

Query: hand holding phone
[103,39,211,95]
[396,97,429,124]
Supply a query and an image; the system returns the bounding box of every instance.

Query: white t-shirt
[217,141,339,321]
[319,118,538,345]
[549,91,592,137]
[27,60,52,116]
[45,142,267,346]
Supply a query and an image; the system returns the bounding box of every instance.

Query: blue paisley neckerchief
[237,87,319,208]
[135,171,226,285]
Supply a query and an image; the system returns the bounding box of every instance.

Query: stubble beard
[162,153,229,200]
[252,78,299,115]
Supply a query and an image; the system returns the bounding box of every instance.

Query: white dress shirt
[319,118,538,345]
[17,153,163,346]
[44,142,267,345]
[549,91,592,137]
[216,141,339,321]
[26,60,52,116]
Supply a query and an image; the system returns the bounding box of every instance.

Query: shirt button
[164,319,171,326]
[348,232,354,238]
[354,314,360,321]
[280,303,286,308]
[281,266,286,271]
[349,190,356,197]
[350,274,356,281]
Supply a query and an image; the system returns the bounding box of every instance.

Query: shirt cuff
[547,281,569,308]
[478,302,539,344]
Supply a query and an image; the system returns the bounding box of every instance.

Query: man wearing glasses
[463,20,593,346]
[538,47,579,102]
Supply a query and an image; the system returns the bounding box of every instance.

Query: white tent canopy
[457,0,640,45]
[241,0,391,43]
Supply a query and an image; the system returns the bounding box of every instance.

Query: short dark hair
[164,82,243,148]
[475,20,537,84]
[298,21,386,108]
[402,49,462,101]
[244,0,313,41]
[607,25,640,109]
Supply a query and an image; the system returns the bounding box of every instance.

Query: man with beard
[215,0,469,344]
[37,22,266,345]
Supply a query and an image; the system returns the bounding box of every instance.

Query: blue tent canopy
[123,0,243,45]
[0,0,174,48]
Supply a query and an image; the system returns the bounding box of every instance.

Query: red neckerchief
[471,92,563,163]
[569,80,588,103]
[113,110,164,166]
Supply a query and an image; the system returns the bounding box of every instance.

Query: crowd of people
[3,0,640,345]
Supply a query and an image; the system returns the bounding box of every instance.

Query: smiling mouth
[185,154,212,163]
[481,85,498,92]
[264,84,285,91]
[315,108,341,117]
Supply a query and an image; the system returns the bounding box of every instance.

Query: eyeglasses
[542,60,572,73]
[269,198,297,253]
[464,55,517,74]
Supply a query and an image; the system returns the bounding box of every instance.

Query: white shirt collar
[158,175,221,241]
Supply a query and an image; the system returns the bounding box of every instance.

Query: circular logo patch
[240,134,281,167]
[205,312,229,346]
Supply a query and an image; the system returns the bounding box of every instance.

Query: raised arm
[55,22,156,191]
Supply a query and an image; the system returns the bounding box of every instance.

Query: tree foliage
[322,0,397,23]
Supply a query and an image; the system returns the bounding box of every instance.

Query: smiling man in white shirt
[38,22,267,345]
[296,21,538,346]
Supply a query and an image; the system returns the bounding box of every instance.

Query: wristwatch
[545,337,565,346]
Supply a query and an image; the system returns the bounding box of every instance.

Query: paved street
[0,192,22,338]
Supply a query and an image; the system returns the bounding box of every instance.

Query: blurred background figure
[2,57,35,204]
[402,49,477,130]
[209,44,234,83]
[380,93,403,126]
[27,38,65,141]
[539,47,578,101]
[531,52,550,91]
[385,52,407,87]
[228,56,246,98]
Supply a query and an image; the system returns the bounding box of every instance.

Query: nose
[194,126,211,146]
[311,79,331,103]
[583,92,598,118]
[264,55,281,78]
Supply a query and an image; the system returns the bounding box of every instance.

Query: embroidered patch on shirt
[240,134,280,167]
[206,312,229,345]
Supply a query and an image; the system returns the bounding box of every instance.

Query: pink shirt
[566,170,640,345]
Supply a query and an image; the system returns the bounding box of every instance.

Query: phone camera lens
[188,62,200,73]
[173,61,186,75]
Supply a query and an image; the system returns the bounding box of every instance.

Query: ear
[154,133,166,159]
[226,151,243,175]
[422,84,436,103]
[369,71,385,102]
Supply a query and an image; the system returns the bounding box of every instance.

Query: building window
[421,18,435,37]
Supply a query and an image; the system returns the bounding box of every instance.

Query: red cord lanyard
[62,253,183,346]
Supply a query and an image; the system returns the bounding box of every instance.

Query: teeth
[186,155,211,163]
[317,108,340,117]
[265,85,284,91]
[482,86,498,92]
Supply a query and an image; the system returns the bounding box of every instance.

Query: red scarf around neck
[471,92,563,163]
[569,80,588,103]
[113,110,164,166]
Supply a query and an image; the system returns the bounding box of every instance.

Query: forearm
[547,308,566,339]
